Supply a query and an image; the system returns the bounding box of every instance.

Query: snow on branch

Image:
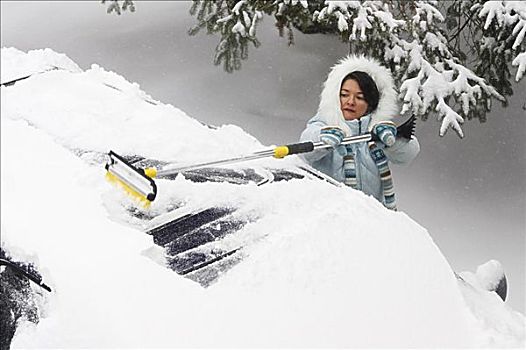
[101,0,135,15]
[413,1,444,26]
[284,0,309,8]
[400,59,465,137]
[188,0,521,138]
[478,1,526,82]
[398,32,505,137]
[512,52,526,80]
[372,7,405,32]
[390,1,509,137]
[314,1,400,41]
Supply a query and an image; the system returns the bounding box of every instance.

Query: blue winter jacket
[300,114,420,203]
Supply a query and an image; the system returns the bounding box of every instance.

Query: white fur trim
[317,55,399,133]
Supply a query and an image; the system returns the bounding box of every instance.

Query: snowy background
[1,0,524,317]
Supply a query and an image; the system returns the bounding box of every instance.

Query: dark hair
[341,71,379,114]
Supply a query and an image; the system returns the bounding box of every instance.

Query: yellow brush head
[104,150,157,208]
[105,171,152,208]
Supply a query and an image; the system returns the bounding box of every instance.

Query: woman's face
[340,78,369,121]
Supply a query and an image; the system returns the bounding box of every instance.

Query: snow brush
[105,117,416,205]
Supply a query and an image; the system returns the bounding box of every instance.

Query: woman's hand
[319,126,346,148]
[373,122,397,147]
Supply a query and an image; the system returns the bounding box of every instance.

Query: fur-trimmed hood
[317,55,399,133]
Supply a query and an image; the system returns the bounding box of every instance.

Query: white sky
[1,0,524,312]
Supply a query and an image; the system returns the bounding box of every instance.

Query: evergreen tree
[103,0,525,138]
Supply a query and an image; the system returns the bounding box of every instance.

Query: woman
[300,55,420,210]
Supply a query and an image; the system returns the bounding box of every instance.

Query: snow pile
[458,262,525,347]
[0,47,81,84]
[472,260,506,292]
[1,48,524,348]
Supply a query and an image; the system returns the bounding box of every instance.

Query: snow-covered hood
[317,55,399,132]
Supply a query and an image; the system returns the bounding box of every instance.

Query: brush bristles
[105,172,151,208]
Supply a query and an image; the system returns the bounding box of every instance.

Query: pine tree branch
[98,0,523,139]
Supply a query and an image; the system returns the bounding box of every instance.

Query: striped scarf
[343,143,397,211]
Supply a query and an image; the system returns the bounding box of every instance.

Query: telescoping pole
[156,133,373,177]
